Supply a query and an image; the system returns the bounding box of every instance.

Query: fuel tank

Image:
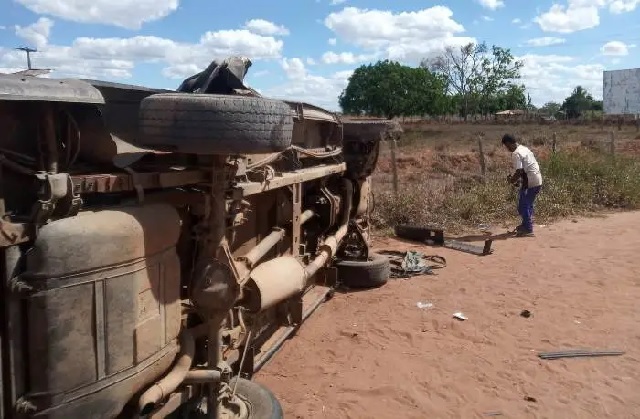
[14,203,182,418]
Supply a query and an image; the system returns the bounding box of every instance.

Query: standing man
[502,134,542,237]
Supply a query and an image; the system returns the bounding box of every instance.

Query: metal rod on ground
[539,349,624,360]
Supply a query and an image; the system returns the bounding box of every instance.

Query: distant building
[494,109,526,121]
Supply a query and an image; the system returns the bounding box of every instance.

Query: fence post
[477,133,487,183]
[552,132,557,153]
[609,131,615,155]
[389,134,399,196]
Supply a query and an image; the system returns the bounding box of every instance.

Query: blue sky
[1,0,639,109]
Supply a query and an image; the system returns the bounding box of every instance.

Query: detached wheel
[335,252,390,289]
[394,224,443,243]
[139,93,294,154]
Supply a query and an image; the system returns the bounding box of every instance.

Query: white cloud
[321,51,373,64]
[601,40,629,55]
[482,15,494,21]
[330,0,347,4]
[534,1,601,33]
[512,18,522,24]
[609,0,640,13]
[519,54,603,105]
[525,37,566,47]
[476,0,504,10]
[0,27,283,80]
[15,17,54,49]
[324,6,475,62]
[306,57,316,65]
[534,0,640,33]
[15,0,179,29]
[264,57,352,110]
[328,38,337,45]
[281,57,307,79]
[243,19,289,36]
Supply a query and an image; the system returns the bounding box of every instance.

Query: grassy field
[371,122,640,233]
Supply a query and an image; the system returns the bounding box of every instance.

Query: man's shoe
[510,225,526,234]
[516,230,535,237]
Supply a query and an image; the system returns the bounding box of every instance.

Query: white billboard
[603,68,640,115]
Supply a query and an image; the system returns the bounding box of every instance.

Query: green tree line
[338,42,601,120]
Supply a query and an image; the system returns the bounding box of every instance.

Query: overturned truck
[0,57,399,418]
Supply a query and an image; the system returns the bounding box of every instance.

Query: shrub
[372,150,640,232]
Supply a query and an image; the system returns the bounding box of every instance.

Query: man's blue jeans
[518,185,542,232]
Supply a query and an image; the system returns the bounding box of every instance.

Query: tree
[477,46,525,114]
[421,43,485,119]
[338,60,447,118]
[540,101,561,116]
[421,42,523,119]
[501,84,527,111]
[561,86,597,119]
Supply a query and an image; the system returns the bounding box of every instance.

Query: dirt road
[255,212,640,419]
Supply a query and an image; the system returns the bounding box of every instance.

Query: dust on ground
[255,212,640,418]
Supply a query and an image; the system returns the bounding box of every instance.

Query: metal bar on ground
[444,239,493,256]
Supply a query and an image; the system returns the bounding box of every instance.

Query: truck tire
[176,378,283,419]
[228,378,284,419]
[335,252,390,289]
[139,93,294,154]
[394,224,444,244]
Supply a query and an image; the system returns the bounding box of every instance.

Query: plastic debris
[453,312,467,321]
[379,250,446,279]
[416,302,434,309]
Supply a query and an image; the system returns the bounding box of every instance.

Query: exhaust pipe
[245,179,354,312]
[138,329,196,415]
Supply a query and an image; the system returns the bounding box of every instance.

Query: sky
[1,0,639,110]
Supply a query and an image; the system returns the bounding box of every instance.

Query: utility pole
[15,46,37,69]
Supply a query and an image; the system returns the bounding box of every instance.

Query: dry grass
[372,122,640,233]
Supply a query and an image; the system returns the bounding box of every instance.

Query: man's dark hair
[502,134,517,145]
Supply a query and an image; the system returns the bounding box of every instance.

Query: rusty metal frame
[236,163,346,196]
[71,170,208,194]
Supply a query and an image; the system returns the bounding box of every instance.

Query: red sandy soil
[255,212,640,418]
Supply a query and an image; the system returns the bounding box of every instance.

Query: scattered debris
[393,224,493,256]
[520,309,532,318]
[444,239,493,256]
[453,312,467,321]
[538,349,625,360]
[574,320,581,324]
[379,250,446,278]
[524,396,538,403]
[484,411,503,417]
[416,302,434,309]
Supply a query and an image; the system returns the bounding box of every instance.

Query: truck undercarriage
[0,57,399,418]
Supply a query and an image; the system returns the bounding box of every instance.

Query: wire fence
[375,129,625,195]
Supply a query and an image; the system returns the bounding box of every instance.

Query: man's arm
[508,152,523,184]
[508,169,524,185]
